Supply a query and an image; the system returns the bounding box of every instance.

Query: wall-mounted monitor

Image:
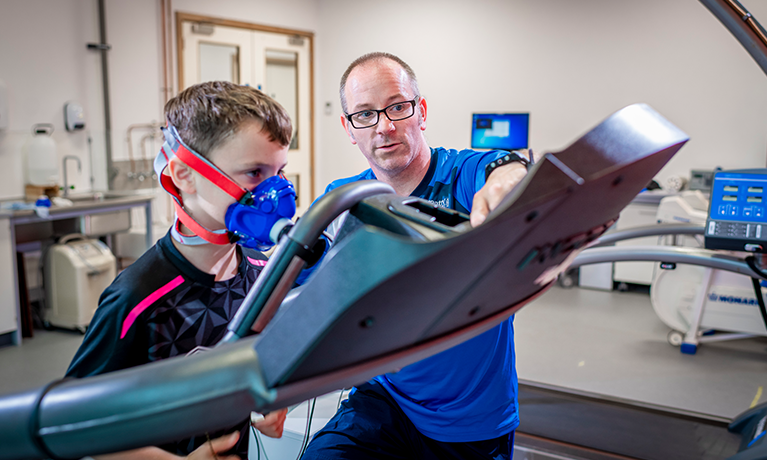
[471,113,529,151]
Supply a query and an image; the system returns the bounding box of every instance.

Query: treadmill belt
[517,383,741,460]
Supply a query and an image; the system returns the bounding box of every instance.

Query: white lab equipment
[651,191,767,353]
[44,234,116,332]
[24,124,59,186]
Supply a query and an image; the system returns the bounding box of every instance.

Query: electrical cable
[745,256,767,330]
[336,388,349,411]
[250,424,270,460]
[295,398,316,460]
[750,277,767,331]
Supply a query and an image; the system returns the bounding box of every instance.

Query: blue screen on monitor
[471,113,529,151]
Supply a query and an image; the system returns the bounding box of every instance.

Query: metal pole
[87,0,115,190]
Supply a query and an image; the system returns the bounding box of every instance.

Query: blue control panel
[706,169,767,253]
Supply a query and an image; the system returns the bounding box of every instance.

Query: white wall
[0,0,102,198]
[106,0,321,170]
[0,0,320,200]
[3,1,766,200]
[316,0,767,192]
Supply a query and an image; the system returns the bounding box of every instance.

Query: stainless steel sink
[52,190,154,235]
[63,191,141,203]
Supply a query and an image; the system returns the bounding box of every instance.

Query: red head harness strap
[154,125,248,245]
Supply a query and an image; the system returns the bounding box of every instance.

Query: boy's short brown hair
[165,81,293,158]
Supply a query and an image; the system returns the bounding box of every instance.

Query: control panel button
[707,221,716,235]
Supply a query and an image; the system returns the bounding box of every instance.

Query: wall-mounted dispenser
[0,80,8,130]
[65,102,85,131]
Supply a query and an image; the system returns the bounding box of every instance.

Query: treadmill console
[706,169,767,253]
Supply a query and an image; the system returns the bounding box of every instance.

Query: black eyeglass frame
[344,98,419,129]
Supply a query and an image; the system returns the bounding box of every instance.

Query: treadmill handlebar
[288,180,395,246]
[572,245,767,280]
[591,223,705,247]
[0,339,270,460]
[221,180,395,343]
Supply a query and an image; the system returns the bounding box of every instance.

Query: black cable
[30,378,71,460]
[296,398,316,460]
[250,425,259,460]
[746,256,767,331]
[251,423,270,460]
[750,277,767,331]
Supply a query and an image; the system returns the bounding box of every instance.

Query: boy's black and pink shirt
[66,230,268,455]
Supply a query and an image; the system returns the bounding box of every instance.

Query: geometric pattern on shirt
[146,268,257,362]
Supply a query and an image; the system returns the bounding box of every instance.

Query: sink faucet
[62,155,81,197]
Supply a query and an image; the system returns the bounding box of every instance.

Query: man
[302,52,531,459]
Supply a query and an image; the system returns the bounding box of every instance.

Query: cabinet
[0,218,16,335]
[578,191,669,290]
[612,201,663,285]
[0,193,153,345]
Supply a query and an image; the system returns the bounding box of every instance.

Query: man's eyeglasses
[345,99,418,129]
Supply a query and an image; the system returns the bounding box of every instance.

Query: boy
[66,81,290,459]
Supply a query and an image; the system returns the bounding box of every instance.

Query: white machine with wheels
[652,261,766,349]
[649,176,767,354]
[44,234,116,332]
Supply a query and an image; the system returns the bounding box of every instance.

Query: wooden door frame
[176,12,315,201]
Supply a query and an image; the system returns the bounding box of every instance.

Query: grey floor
[0,327,84,395]
[2,285,766,459]
[516,286,767,420]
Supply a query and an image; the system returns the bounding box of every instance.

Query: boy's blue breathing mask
[154,125,296,250]
[225,175,296,250]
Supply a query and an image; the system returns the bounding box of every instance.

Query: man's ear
[340,114,357,145]
[418,97,428,131]
[168,157,196,194]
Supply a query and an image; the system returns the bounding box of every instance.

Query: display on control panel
[705,169,767,253]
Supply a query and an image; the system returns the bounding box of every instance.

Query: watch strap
[485,150,533,181]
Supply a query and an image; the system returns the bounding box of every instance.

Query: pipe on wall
[160,0,173,109]
[86,0,115,189]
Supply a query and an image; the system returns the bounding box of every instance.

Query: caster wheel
[76,326,87,335]
[559,274,575,289]
[617,282,629,292]
[667,330,684,347]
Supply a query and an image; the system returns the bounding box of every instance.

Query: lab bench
[0,192,154,346]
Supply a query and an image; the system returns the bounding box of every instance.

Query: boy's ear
[168,157,196,194]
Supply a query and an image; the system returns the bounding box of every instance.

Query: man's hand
[188,431,241,460]
[471,162,528,227]
[252,408,288,438]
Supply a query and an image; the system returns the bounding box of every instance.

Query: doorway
[177,13,314,215]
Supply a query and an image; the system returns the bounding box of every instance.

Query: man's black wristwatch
[484,150,534,181]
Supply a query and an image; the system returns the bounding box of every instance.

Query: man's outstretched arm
[471,149,541,227]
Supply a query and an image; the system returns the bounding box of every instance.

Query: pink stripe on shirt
[120,275,185,339]
[247,257,267,266]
